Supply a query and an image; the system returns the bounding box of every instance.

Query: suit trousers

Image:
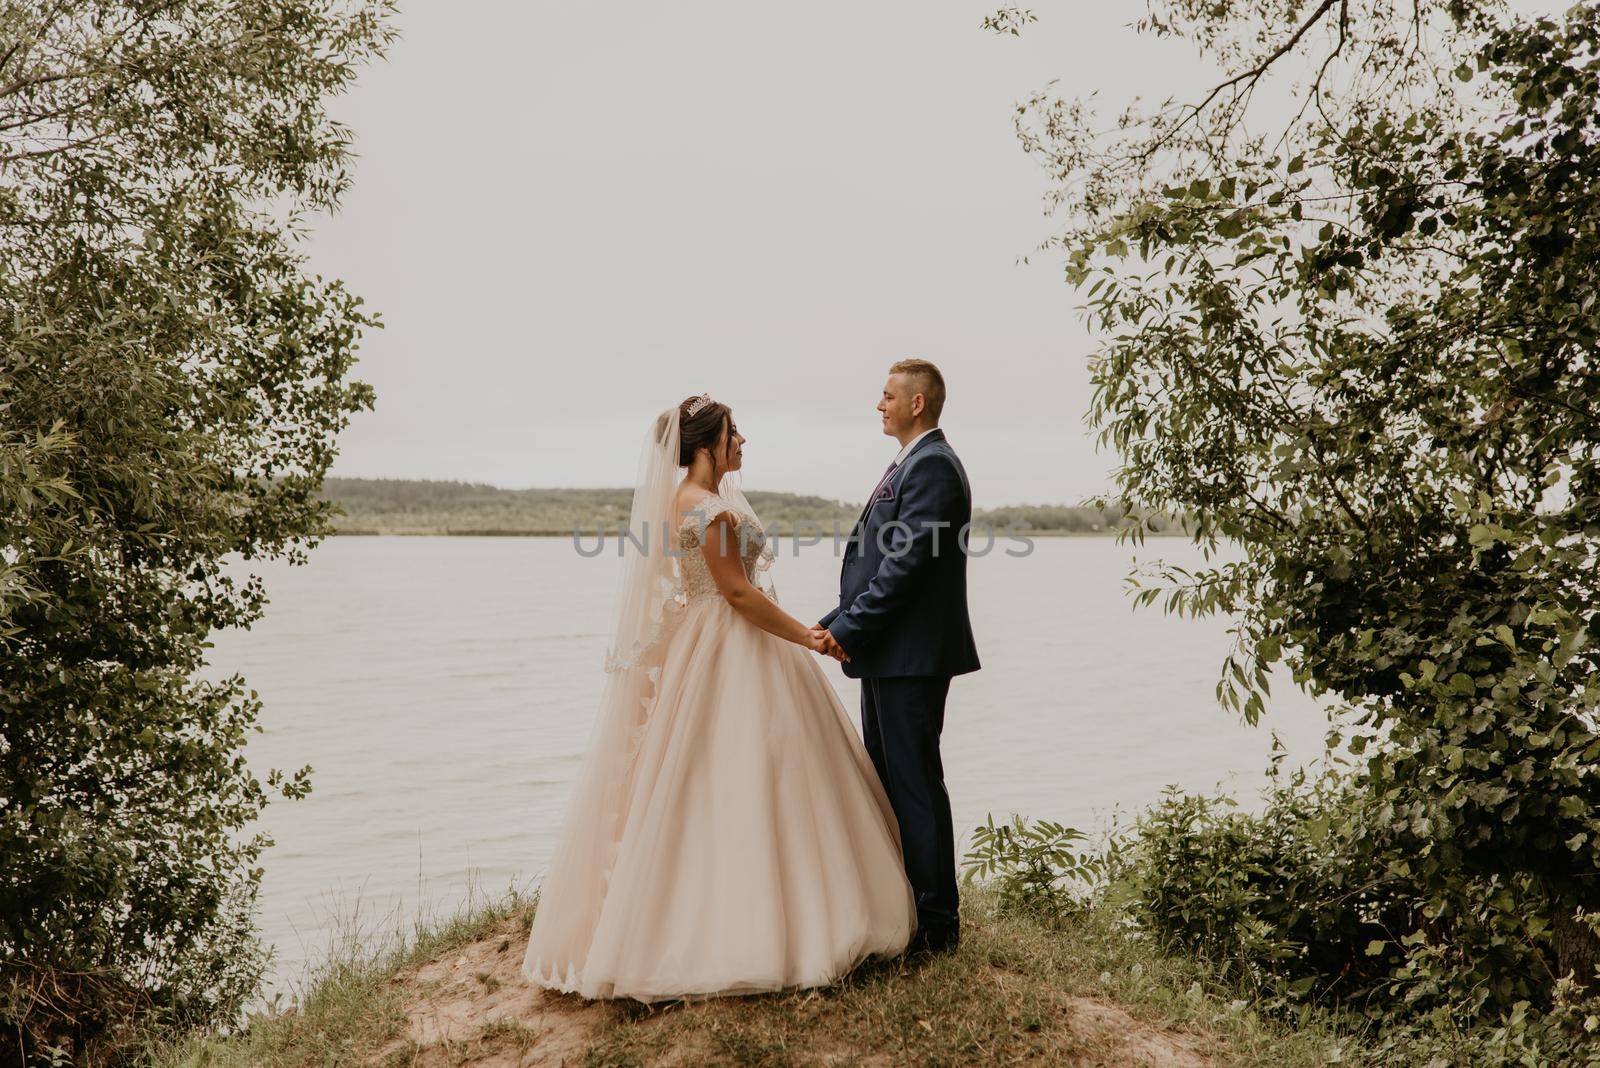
[859,674,959,941]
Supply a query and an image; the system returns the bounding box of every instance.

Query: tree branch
[1159,0,1342,151]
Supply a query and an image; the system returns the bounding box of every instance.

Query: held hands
[805,626,850,663]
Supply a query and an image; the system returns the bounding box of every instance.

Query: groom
[812,358,981,955]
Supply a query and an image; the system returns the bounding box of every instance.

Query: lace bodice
[676,492,776,605]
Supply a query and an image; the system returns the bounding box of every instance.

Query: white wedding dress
[522,414,915,1003]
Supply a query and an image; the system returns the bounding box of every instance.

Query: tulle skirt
[522,595,916,1002]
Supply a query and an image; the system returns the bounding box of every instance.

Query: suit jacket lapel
[846,429,947,548]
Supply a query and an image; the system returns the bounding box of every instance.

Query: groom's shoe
[906,924,960,959]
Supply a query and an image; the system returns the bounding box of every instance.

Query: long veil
[524,405,689,988]
[603,406,686,674]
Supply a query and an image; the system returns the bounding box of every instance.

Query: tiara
[686,393,714,417]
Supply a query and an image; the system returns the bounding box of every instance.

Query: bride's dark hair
[677,396,732,467]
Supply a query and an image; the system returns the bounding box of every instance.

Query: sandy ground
[366,911,1214,1067]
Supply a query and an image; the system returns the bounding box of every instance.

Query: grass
[144,882,537,1068]
[564,897,1358,1067]
[141,883,1382,1068]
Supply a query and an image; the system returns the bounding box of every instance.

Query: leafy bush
[1021,0,1600,1020]
[1127,770,1566,1026]
[0,4,393,1064]
[961,815,1110,922]
[966,782,1600,1058]
[1133,777,1397,1000]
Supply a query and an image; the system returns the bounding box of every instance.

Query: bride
[522,394,916,1002]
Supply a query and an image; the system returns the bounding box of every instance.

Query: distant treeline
[319,478,1186,536]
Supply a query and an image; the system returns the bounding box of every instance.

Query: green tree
[1020,0,1600,1014]
[0,3,393,1062]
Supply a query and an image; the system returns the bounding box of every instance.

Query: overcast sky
[305,3,1221,507]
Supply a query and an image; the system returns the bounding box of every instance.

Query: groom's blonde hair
[888,358,945,422]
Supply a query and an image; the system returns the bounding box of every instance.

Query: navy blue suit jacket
[818,428,981,680]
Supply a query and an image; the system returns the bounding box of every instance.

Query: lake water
[207,535,1332,993]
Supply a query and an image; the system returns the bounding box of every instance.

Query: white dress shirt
[892,427,939,467]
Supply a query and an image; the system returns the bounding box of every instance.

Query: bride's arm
[701,513,828,653]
